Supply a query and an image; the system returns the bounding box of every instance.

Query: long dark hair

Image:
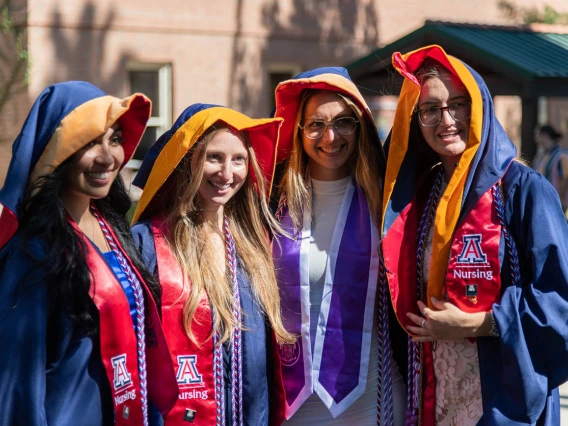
[18,158,161,335]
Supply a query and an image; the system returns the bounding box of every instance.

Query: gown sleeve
[490,166,568,424]
[0,238,50,426]
[131,220,157,275]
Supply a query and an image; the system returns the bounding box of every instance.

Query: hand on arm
[406,297,492,342]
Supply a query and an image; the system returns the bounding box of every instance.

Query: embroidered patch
[465,284,478,297]
[457,234,487,264]
[183,408,196,422]
[111,354,132,390]
[176,355,203,386]
[279,341,301,367]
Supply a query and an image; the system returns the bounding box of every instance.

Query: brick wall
[1,0,567,187]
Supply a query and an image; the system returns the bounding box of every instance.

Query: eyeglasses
[416,102,472,127]
[299,116,359,140]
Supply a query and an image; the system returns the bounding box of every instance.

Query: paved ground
[561,382,568,424]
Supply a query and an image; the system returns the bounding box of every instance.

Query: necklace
[86,212,110,252]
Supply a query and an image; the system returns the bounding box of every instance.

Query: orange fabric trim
[29,94,151,185]
[384,45,484,308]
[132,107,283,224]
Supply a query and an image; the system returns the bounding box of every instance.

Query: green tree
[0,0,29,116]
[498,0,568,25]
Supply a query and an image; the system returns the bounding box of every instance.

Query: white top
[285,177,406,426]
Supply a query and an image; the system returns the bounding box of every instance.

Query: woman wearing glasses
[271,68,406,425]
[381,45,568,425]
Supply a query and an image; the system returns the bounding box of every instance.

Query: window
[268,64,301,111]
[128,63,172,165]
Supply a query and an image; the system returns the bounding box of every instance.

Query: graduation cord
[226,216,244,426]
[213,216,244,426]
[409,168,443,426]
[274,194,287,222]
[213,323,226,426]
[377,256,394,425]
[493,182,521,283]
[91,206,149,426]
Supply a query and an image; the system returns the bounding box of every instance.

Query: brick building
[2,0,568,186]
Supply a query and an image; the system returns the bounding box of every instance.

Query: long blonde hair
[279,89,384,230]
[165,125,294,345]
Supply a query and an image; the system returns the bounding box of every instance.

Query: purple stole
[273,178,379,418]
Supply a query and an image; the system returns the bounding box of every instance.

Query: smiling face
[418,74,471,169]
[192,129,249,219]
[61,124,124,210]
[300,91,357,181]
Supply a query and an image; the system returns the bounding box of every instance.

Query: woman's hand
[406,297,492,342]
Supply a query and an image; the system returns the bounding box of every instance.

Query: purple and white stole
[273,178,379,418]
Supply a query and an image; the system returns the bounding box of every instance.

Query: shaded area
[49,2,132,94]
[0,0,28,186]
[228,0,381,117]
[0,0,28,117]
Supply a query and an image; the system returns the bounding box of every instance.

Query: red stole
[382,181,503,426]
[69,218,177,424]
[445,188,503,311]
[151,218,217,426]
[151,217,286,426]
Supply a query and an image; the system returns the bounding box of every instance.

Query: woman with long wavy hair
[0,81,177,426]
[131,104,295,426]
[270,67,406,425]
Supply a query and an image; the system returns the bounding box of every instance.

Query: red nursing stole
[445,188,503,311]
[151,218,217,426]
[151,218,287,426]
[69,218,178,425]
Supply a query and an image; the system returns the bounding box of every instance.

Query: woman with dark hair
[130,104,295,425]
[0,81,177,426]
[270,68,406,425]
[381,45,568,425]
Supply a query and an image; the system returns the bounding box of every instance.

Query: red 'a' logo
[176,355,203,386]
[457,234,487,264]
[111,354,132,390]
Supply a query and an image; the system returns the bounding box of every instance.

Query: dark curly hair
[18,157,161,335]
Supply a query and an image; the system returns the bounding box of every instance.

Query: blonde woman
[131,104,294,426]
[271,67,406,425]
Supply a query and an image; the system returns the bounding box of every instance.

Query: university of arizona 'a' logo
[111,354,132,390]
[176,355,203,386]
[457,234,487,264]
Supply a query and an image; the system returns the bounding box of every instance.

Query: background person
[532,123,568,218]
